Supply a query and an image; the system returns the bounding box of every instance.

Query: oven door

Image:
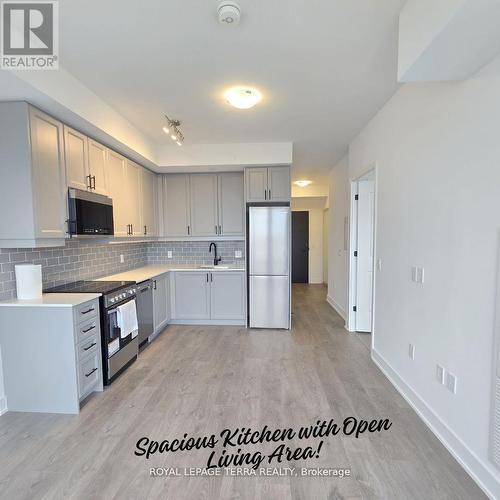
[104,297,138,358]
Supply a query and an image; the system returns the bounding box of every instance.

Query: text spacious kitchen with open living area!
[0,1,500,499]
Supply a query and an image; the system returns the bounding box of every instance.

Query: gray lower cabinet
[0,102,67,247]
[210,272,246,320]
[172,271,245,323]
[173,272,211,320]
[153,273,169,333]
[0,297,103,414]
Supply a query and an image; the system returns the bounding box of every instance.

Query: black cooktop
[45,280,135,295]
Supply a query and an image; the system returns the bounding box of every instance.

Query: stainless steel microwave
[67,188,114,236]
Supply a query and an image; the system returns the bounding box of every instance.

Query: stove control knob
[110,298,115,304]
[129,290,134,295]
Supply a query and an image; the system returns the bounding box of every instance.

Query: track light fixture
[163,115,184,146]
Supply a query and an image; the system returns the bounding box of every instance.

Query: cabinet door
[210,272,246,320]
[218,173,244,236]
[268,166,290,201]
[29,108,66,239]
[190,174,218,236]
[153,274,168,332]
[163,174,190,237]
[106,150,128,236]
[64,126,89,192]
[141,168,157,236]
[125,160,142,235]
[245,168,268,202]
[173,272,210,320]
[88,139,108,196]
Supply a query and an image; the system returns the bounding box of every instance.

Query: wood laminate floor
[0,284,486,499]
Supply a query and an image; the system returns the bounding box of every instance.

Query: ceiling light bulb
[171,134,177,141]
[163,126,170,134]
[294,180,313,188]
[176,141,182,146]
[224,86,262,109]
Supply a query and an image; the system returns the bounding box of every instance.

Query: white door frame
[347,164,378,345]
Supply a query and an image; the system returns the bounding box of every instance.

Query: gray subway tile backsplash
[0,239,245,300]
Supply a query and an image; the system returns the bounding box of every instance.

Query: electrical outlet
[417,267,425,284]
[377,259,382,271]
[446,372,457,394]
[408,343,415,360]
[411,267,418,282]
[167,251,172,259]
[120,254,124,264]
[235,250,242,259]
[436,365,445,385]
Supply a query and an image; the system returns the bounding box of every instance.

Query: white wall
[291,197,327,284]
[323,209,329,284]
[327,156,349,320]
[343,55,500,497]
[0,346,6,415]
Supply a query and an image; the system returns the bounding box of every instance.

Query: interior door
[292,211,309,283]
[218,173,244,236]
[64,126,89,192]
[190,174,218,236]
[88,139,108,196]
[355,179,375,332]
[106,150,127,236]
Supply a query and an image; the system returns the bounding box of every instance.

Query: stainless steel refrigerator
[248,205,291,329]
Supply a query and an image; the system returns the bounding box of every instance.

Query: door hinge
[354,250,358,257]
[355,194,359,201]
[353,306,357,312]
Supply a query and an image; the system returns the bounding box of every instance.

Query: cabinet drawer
[76,316,99,343]
[77,333,99,360]
[78,352,101,399]
[75,299,99,323]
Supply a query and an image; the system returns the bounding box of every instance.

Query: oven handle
[107,297,136,315]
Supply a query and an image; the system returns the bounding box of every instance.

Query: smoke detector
[218,2,241,25]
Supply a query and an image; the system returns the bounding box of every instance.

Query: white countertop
[0,293,101,308]
[96,263,246,283]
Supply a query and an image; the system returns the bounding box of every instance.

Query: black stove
[45,279,139,385]
[45,280,134,295]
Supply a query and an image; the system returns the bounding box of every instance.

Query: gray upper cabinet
[124,160,142,236]
[163,174,191,237]
[87,139,109,196]
[190,174,218,236]
[141,168,157,236]
[268,166,291,201]
[218,172,244,236]
[245,167,268,202]
[245,166,290,202]
[0,102,67,247]
[64,126,89,192]
[106,150,128,236]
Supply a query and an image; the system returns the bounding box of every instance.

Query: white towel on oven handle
[116,299,138,339]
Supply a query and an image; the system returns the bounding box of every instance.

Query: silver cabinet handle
[83,342,96,351]
[86,174,92,190]
[264,189,267,200]
[85,367,98,377]
[219,225,222,235]
[215,225,218,234]
[210,273,213,282]
[144,225,147,235]
[82,325,96,333]
[268,189,271,199]
[81,307,95,315]
[206,273,209,282]
[131,224,133,235]
[91,176,96,190]
[187,225,190,235]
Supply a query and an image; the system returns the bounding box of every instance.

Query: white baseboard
[371,349,500,500]
[0,396,7,416]
[326,294,347,321]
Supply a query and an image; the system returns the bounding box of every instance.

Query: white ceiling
[59,0,405,186]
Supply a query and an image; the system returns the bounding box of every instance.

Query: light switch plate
[377,259,382,271]
[408,343,415,360]
[446,372,457,394]
[411,267,418,282]
[417,267,425,283]
[436,365,445,385]
[167,251,173,259]
[235,250,242,259]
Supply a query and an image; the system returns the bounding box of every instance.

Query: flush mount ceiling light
[224,86,262,109]
[163,115,184,146]
[294,180,313,188]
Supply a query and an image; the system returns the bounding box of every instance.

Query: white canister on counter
[15,264,42,300]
